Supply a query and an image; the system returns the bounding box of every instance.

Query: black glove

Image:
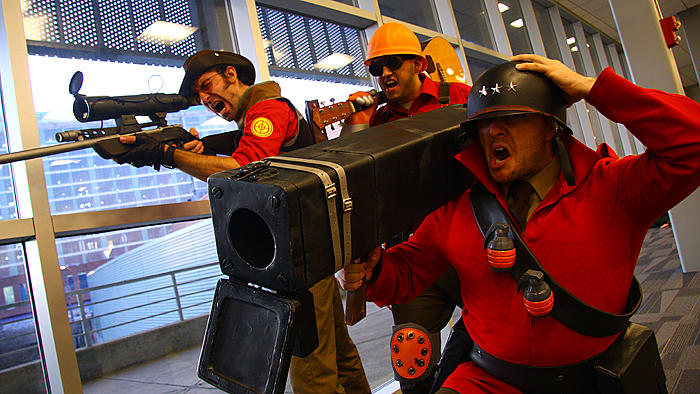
[114,135,175,171]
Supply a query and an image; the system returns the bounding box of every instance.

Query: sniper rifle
[0,71,198,165]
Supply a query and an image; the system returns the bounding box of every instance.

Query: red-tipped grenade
[483,223,516,272]
[517,269,554,317]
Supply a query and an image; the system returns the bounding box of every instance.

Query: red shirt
[232,98,299,166]
[367,68,700,392]
[370,76,471,125]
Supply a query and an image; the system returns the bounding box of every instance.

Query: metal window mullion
[520,0,546,56]
[1,0,83,392]
[259,6,275,67]
[281,12,300,70]
[548,6,596,149]
[483,0,513,56]
[573,21,616,150]
[321,21,337,77]
[303,18,318,66]
[591,32,629,155]
[53,0,65,44]
[340,26,355,77]
[158,0,168,54]
[605,42,639,156]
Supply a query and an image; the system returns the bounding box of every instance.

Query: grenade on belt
[483,223,516,272]
[517,269,554,317]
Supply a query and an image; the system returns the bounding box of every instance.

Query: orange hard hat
[365,22,426,65]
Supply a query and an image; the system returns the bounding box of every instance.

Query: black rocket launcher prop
[198,104,473,393]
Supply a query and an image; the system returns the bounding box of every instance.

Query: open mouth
[211,100,225,113]
[384,79,398,89]
[493,147,511,163]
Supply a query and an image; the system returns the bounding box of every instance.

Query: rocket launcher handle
[345,282,366,325]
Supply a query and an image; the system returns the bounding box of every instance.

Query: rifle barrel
[0,135,115,165]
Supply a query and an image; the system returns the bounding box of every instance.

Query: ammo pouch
[467,182,666,394]
[594,323,667,394]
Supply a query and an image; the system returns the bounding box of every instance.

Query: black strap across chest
[469,181,641,337]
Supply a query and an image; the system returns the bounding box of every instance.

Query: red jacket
[232,82,300,166]
[369,75,471,125]
[367,68,700,392]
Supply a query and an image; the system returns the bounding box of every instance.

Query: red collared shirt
[370,76,471,126]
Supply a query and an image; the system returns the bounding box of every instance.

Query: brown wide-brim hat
[179,50,256,98]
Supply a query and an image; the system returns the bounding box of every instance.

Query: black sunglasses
[368,55,411,76]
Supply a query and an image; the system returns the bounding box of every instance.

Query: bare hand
[336,247,382,291]
[182,127,204,153]
[119,135,136,144]
[511,54,596,106]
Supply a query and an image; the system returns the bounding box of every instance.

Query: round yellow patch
[250,117,274,138]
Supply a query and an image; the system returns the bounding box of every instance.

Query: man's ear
[544,118,557,141]
[224,65,238,82]
[415,56,428,74]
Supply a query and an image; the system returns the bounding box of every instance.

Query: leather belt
[469,342,599,393]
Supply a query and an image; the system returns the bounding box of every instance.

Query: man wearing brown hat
[117,50,370,393]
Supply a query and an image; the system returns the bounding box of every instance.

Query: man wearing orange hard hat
[340,22,472,394]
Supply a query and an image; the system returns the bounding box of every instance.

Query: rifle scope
[73,93,197,123]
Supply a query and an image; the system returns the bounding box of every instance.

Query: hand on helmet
[511,54,596,107]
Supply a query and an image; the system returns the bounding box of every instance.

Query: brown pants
[289,276,371,394]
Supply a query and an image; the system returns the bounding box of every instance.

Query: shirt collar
[528,156,561,200]
[383,74,439,114]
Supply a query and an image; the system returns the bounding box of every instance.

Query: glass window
[25,0,200,66]
[59,219,222,350]
[561,19,584,72]
[499,0,532,55]
[29,59,211,215]
[257,7,373,139]
[561,18,604,147]
[585,32,602,75]
[257,6,372,84]
[532,1,561,60]
[378,0,440,31]
[0,243,45,390]
[21,0,218,215]
[0,85,18,221]
[451,0,495,49]
[466,54,505,82]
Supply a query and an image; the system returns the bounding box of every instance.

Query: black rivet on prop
[421,348,428,356]
[393,345,399,353]
[407,332,414,340]
[396,359,402,367]
[408,367,415,375]
[417,359,425,367]
[418,336,425,344]
[397,333,404,342]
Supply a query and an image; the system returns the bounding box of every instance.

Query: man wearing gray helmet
[337,54,700,392]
